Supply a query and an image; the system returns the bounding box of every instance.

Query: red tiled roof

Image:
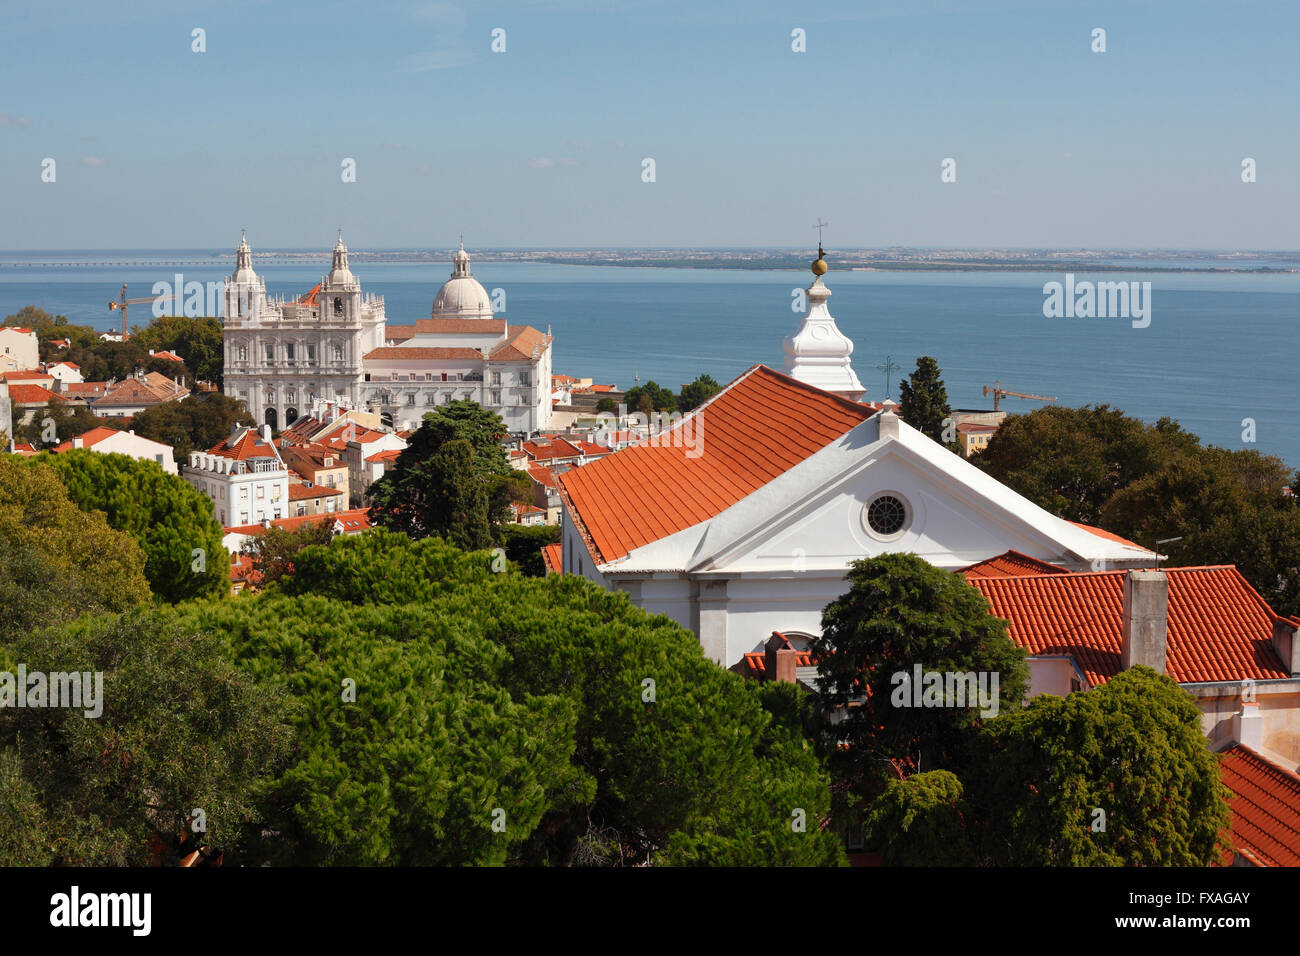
[559,365,876,564]
[288,483,342,501]
[51,426,125,452]
[1,326,34,334]
[528,464,559,489]
[540,542,562,574]
[298,283,322,306]
[64,382,108,398]
[365,449,402,463]
[413,318,507,335]
[491,325,549,362]
[364,347,485,361]
[206,428,282,462]
[957,422,999,433]
[384,324,416,342]
[0,372,55,384]
[7,383,59,404]
[959,550,1070,578]
[741,634,815,678]
[225,508,372,537]
[1219,744,1300,867]
[151,350,184,362]
[969,566,1292,686]
[1069,520,1145,551]
[49,360,80,370]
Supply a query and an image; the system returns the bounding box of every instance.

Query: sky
[1,0,1298,250]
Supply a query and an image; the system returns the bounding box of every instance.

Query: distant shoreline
[1,250,1298,275]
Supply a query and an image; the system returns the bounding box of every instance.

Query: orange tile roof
[384,324,416,342]
[51,426,125,452]
[559,365,876,565]
[1219,744,1300,867]
[7,383,59,404]
[207,428,282,462]
[491,325,550,362]
[288,483,342,501]
[540,542,562,574]
[1068,520,1145,551]
[364,346,485,361]
[528,464,560,489]
[225,508,372,537]
[959,550,1070,578]
[64,382,108,398]
[151,350,184,362]
[741,634,815,678]
[365,448,402,463]
[413,318,508,335]
[969,566,1292,686]
[1,326,34,334]
[298,283,322,306]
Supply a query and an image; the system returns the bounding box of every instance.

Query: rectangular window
[307,344,317,365]
[257,486,265,500]
[407,393,416,405]
[491,372,501,385]
[264,345,274,363]
[491,390,501,405]
[285,344,295,361]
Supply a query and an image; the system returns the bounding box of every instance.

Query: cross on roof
[876,355,901,399]
[812,219,829,244]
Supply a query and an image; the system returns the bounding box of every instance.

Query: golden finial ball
[811,257,829,276]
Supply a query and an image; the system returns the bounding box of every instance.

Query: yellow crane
[108,283,182,339]
[982,381,1058,412]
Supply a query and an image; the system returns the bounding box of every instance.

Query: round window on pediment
[862,492,910,542]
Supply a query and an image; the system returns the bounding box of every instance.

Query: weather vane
[812,218,829,246]
[876,355,900,399]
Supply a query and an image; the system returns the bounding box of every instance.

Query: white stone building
[222,236,552,436]
[557,254,1157,668]
[185,424,290,528]
[222,232,387,431]
[368,244,552,434]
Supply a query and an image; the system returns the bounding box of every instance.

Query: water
[2,254,1297,468]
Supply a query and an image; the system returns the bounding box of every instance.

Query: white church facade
[222,235,552,435]
[557,249,1157,668]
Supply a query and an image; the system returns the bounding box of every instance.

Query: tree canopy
[677,373,721,413]
[898,356,957,449]
[40,448,228,602]
[127,391,254,461]
[976,404,1300,615]
[368,401,529,547]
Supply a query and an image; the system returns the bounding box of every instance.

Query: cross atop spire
[812,218,829,244]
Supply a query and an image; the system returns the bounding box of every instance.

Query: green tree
[968,667,1230,866]
[279,530,846,866]
[863,770,976,866]
[812,554,1028,798]
[369,400,527,545]
[898,356,956,449]
[242,518,336,588]
[0,457,150,639]
[623,380,677,414]
[500,523,561,577]
[41,448,228,602]
[21,396,120,448]
[0,609,292,865]
[595,397,617,413]
[677,373,721,413]
[128,391,254,461]
[131,315,225,386]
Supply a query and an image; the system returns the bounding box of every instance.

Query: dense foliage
[128,392,254,461]
[898,355,957,450]
[368,401,530,548]
[40,449,228,602]
[976,404,1300,615]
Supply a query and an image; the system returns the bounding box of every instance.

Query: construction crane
[108,283,182,339]
[982,381,1058,412]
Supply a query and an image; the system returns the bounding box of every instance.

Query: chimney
[763,633,799,684]
[878,405,900,441]
[231,420,240,438]
[1121,570,1169,673]
[1232,700,1264,751]
[261,424,272,441]
[1272,617,1300,677]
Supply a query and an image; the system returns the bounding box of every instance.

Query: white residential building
[45,361,84,386]
[185,424,290,527]
[0,327,39,372]
[54,426,177,475]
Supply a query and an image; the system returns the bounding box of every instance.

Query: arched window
[285,407,298,425]
[265,407,278,430]
[334,297,343,317]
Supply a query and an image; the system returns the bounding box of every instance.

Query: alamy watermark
[1042,274,1151,328]
[890,664,1000,718]
[0,665,104,718]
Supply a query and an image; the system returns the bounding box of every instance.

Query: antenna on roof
[1154,536,1182,569]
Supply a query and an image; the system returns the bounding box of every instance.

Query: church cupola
[326,230,358,289]
[782,241,866,400]
[232,229,258,285]
[432,240,496,319]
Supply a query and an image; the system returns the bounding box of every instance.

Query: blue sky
[2,0,1297,250]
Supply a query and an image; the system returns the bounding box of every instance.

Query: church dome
[232,231,258,285]
[432,242,494,319]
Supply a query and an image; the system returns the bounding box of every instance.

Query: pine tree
[898,356,957,450]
